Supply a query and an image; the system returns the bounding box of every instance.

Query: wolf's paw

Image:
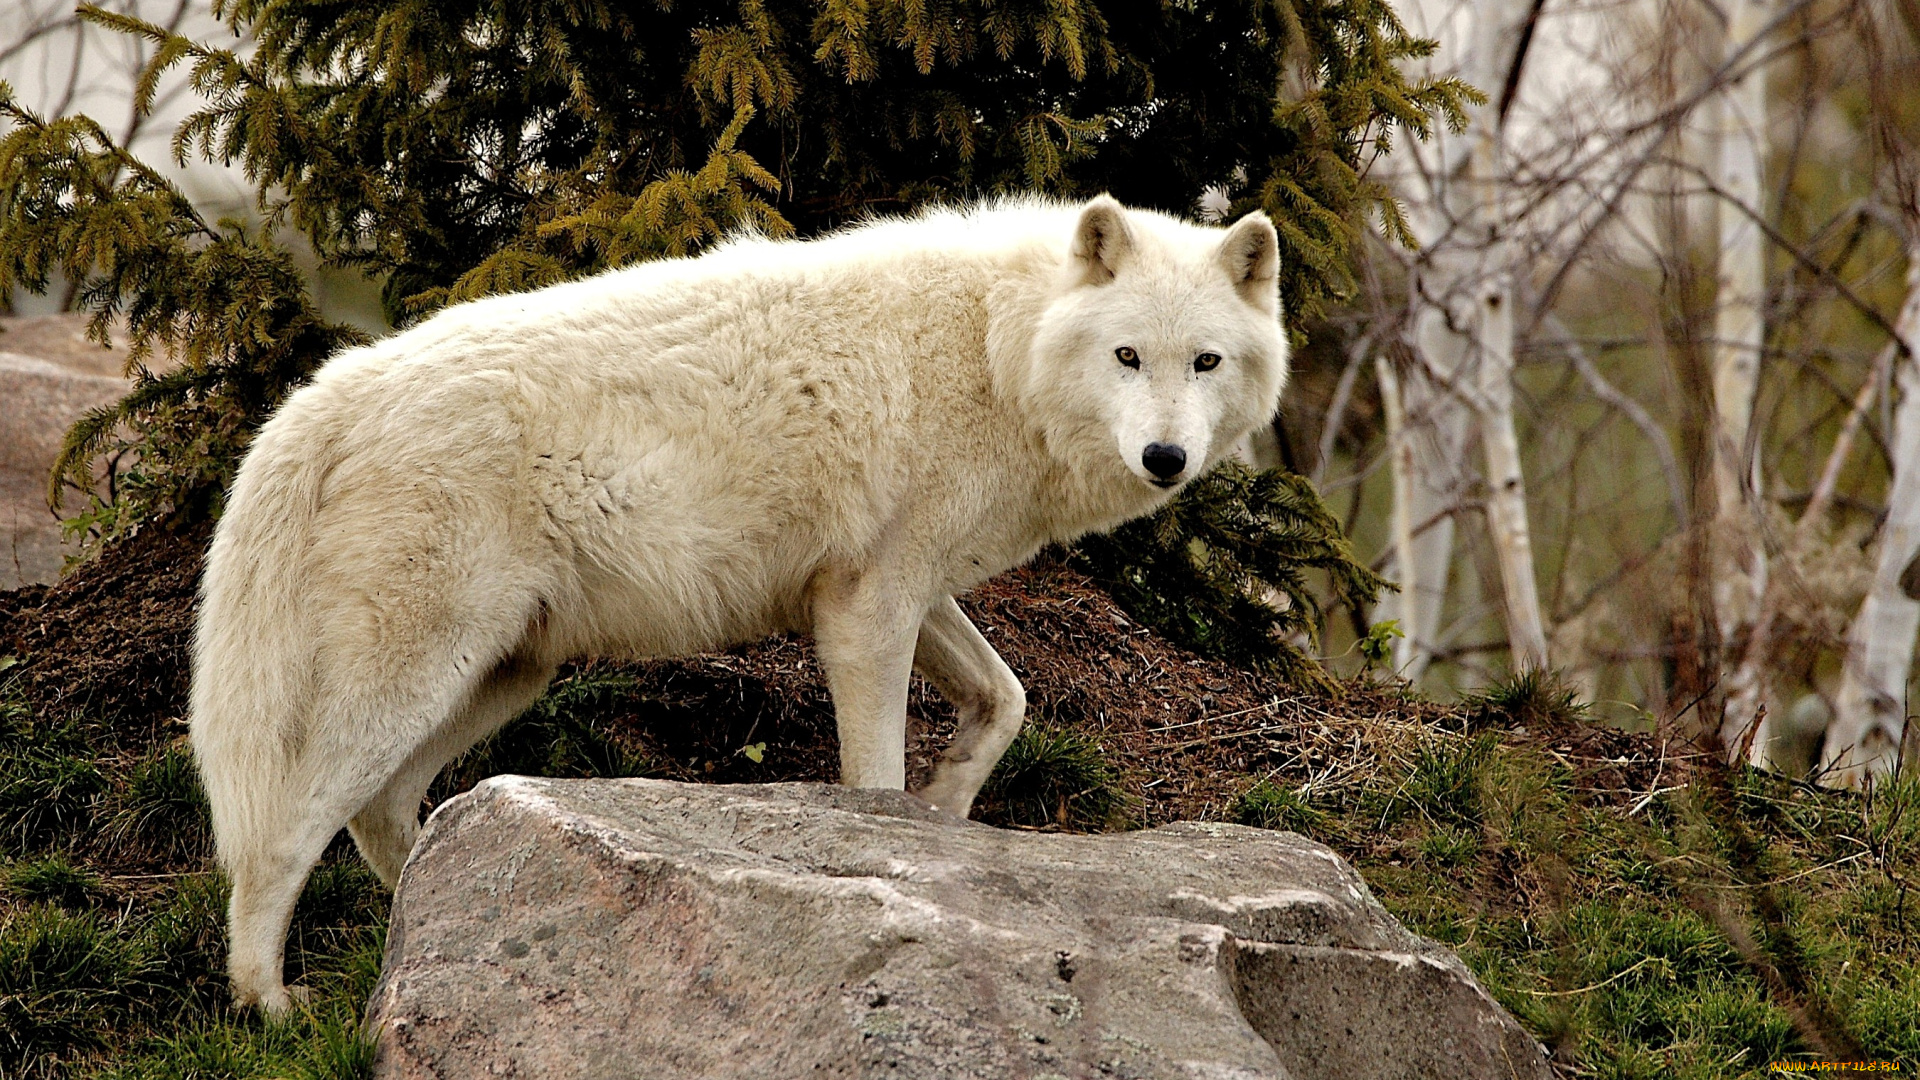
[911,781,976,821]
[239,980,309,1018]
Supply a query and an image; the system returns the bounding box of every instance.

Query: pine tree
[1075,464,1390,684]
[0,0,1462,668]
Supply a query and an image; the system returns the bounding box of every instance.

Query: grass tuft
[3,853,108,909]
[140,874,229,1010]
[0,902,144,1069]
[103,743,212,863]
[1231,780,1326,834]
[0,740,104,856]
[1395,733,1497,828]
[0,695,105,855]
[1416,827,1480,867]
[977,725,1131,831]
[1460,668,1587,731]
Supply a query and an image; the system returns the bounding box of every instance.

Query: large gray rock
[368,778,1550,1080]
[0,351,124,588]
[0,314,137,588]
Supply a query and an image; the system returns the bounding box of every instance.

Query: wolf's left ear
[1219,212,1280,314]
[1070,195,1135,286]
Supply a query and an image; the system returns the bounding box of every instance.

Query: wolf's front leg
[911,595,1027,817]
[811,568,925,788]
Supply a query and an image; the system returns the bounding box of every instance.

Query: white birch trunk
[1714,0,1775,755]
[1392,306,1475,679]
[1385,0,1548,675]
[1825,246,1920,786]
[1376,356,1426,673]
[1710,0,1771,522]
[1474,267,1550,668]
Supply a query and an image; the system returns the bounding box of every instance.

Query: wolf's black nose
[1142,442,1187,479]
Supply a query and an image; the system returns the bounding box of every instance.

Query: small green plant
[1232,780,1326,834]
[2,853,107,909]
[1461,669,1587,731]
[1357,619,1404,668]
[978,726,1131,832]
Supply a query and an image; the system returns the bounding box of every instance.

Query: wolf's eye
[1194,352,1222,372]
[1115,346,1140,369]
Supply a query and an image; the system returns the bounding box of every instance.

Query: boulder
[0,314,142,589]
[368,777,1550,1080]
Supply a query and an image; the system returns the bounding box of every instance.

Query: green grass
[102,744,212,864]
[1332,721,1920,1073]
[975,724,1133,831]
[92,918,382,1080]
[1231,779,1327,834]
[3,854,108,909]
[0,712,105,856]
[1,658,1915,1077]
[0,671,384,1079]
[1460,666,1588,731]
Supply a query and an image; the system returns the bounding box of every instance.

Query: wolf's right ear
[1218,212,1280,315]
[1069,195,1134,286]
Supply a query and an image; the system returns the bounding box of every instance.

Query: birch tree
[1714,0,1777,754]
[1825,244,1920,785]
[1381,0,1548,676]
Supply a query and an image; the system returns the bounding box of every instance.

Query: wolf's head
[1000,196,1290,527]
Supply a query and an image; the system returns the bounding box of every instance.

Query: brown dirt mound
[0,532,1677,829]
[0,520,207,750]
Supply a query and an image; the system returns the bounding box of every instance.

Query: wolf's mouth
[1151,479,1179,489]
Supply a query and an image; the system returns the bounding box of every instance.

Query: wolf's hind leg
[348,651,557,888]
[226,600,542,1015]
[226,716,433,1016]
[224,791,368,1016]
[911,594,1027,818]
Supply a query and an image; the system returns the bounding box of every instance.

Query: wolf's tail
[188,389,339,875]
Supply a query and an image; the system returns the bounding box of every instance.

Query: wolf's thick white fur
[191,196,1289,1012]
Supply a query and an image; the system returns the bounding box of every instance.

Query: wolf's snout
[1142,442,1187,482]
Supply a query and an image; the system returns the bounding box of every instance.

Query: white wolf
[191,195,1289,1012]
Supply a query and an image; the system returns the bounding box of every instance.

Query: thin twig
[1512,956,1661,997]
